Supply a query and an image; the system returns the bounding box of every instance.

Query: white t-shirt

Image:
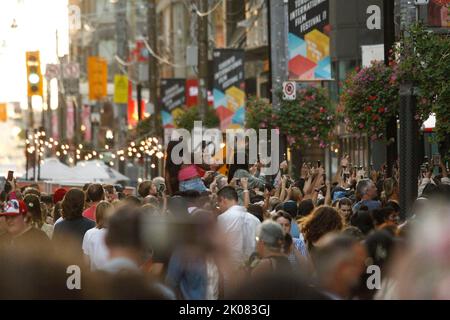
[82,228,109,271]
[217,205,261,269]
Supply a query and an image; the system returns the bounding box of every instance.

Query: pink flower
[312,126,317,132]
[319,141,326,148]
[359,123,364,129]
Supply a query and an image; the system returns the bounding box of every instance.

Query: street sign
[62,62,80,79]
[283,81,297,100]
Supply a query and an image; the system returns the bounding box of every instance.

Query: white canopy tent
[70,160,130,184]
[26,157,75,181]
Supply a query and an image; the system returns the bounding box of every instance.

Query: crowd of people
[0,146,449,300]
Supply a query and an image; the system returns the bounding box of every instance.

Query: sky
[0,0,69,177]
[0,0,69,107]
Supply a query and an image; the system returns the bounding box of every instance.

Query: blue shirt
[166,248,207,300]
[288,234,309,267]
[290,221,300,239]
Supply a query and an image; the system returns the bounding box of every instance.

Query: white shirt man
[216,186,261,269]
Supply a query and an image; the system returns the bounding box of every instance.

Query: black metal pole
[137,83,142,121]
[32,129,37,181]
[384,0,397,178]
[399,83,419,220]
[37,145,41,181]
[267,0,273,103]
[25,129,29,181]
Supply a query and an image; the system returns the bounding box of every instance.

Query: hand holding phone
[432,154,441,167]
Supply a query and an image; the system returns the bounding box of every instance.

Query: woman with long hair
[24,194,54,239]
[82,201,113,271]
[300,206,344,252]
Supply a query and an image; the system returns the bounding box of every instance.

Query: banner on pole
[82,105,91,141]
[114,74,129,104]
[0,103,7,122]
[213,49,245,130]
[87,56,107,101]
[66,99,75,141]
[288,0,332,81]
[161,79,186,111]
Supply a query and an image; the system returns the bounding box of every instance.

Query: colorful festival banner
[113,74,129,104]
[213,49,245,130]
[288,0,331,80]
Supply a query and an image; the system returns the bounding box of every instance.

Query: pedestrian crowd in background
[0,145,449,300]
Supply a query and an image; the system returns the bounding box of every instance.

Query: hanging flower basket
[340,61,400,141]
[277,86,335,148]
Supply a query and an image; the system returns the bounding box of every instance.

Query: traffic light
[26,51,43,97]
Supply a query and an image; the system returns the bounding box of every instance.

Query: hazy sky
[0,0,69,107]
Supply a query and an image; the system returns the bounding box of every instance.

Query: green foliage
[245,96,276,131]
[340,61,400,141]
[277,86,335,148]
[136,117,154,138]
[395,23,450,147]
[245,88,336,148]
[173,106,220,131]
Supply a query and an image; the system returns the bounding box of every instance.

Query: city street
[0,0,449,304]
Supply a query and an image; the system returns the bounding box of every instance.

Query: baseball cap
[53,188,67,204]
[1,199,27,217]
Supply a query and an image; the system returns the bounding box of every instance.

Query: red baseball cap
[0,200,27,217]
[53,188,67,204]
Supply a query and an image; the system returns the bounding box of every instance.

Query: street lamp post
[398,1,421,219]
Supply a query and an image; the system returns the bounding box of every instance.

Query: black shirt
[53,217,95,248]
